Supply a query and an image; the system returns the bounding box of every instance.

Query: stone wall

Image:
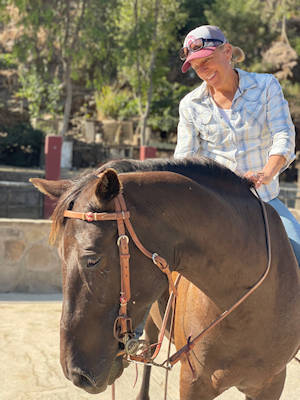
[0,182,43,218]
[0,219,61,293]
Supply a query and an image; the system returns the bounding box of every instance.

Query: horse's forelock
[49,172,97,245]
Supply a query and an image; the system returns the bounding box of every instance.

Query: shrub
[0,53,17,69]
[16,68,62,119]
[281,80,300,102]
[95,86,139,120]
[148,79,192,134]
[0,123,44,167]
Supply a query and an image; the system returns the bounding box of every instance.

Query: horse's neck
[173,199,253,309]
[125,175,264,310]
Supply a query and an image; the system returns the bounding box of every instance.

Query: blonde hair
[232,46,245,63]
[217,43,245,64]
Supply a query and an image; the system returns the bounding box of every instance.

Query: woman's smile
[206,72,216,82]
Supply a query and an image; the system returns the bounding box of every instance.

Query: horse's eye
[87,257,101,268]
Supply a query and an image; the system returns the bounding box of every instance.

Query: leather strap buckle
[117,234,129,247]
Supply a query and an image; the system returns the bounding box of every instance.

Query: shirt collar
[189,81,209,101]
[235,68,257,93]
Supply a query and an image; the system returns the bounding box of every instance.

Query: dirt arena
[1,294,299,400]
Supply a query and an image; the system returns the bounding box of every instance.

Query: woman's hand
[244,171,272,188]
[244,155,286,189]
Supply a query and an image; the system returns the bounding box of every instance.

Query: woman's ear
[223,43,233,62]
[95,168,121,202]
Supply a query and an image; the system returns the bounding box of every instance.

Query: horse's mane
[97,156,251,189]
[50,157,252,244]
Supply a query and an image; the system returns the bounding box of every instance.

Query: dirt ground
[0,294,299,400]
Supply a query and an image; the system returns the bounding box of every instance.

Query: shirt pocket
[193,111,225,146]
[242,102,267,140]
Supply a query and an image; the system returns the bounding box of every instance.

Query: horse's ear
[95,168,121,202]
[29,178,71,200]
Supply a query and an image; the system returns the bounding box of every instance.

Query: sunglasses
[179,38,224,61]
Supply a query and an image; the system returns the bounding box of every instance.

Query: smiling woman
[190,46,240,106]
[175,24,300,269]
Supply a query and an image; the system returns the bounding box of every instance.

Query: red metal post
[44,136,62,219]
[139,146,157,160]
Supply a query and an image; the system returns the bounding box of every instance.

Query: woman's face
[190,44,233,90]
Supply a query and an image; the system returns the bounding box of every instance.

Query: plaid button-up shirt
[174,68,295,201]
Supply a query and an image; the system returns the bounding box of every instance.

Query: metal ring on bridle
[117,234,129,247]
[124,338,140,355]
[152,252,159,265]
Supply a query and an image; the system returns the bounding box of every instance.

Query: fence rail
[279,185,300,208]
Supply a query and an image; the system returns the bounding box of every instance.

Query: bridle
[64,192,179,363]
[63,186,272,384]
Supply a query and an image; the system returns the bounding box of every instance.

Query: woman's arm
[245,76,295,188]
[245,155,286,188]
[266,75,295,169]
[174,100,200,159]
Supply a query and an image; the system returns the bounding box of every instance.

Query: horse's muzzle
[66,356,124,394]
[69,367,108,394]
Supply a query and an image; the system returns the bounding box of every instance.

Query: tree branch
[140,0,160,146]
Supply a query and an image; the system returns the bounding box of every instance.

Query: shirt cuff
[268,149,296,174]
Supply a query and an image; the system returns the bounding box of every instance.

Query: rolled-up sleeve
[174,99,200,159]
[266,75,295,171]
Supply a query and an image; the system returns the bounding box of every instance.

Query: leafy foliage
[0,0,299,145]
[16,67,62,118]
[148,78,192,133]
[290,36,300,57]
[178,0,211,37]
[0,123,44,167]
[0,53,17,69]
[205,0,275,67]
[117,0,187,111]
[95,86,139,121]
[281,80,300,105]
[2,0,120,123]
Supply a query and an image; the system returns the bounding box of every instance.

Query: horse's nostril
[70,370,107,394]
[71,371,95,389]
[79,374,91,387]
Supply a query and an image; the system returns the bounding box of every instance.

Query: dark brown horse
[30,158,300,400]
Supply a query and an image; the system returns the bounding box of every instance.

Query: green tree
[1,0,120,135]
[17,67,61,118]
[117,0,187,145]
[262,0,300,57]
[205,0,275,67]
[179,0,212,37]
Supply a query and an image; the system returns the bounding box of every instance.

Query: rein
[63,187,271,394]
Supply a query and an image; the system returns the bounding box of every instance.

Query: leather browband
[63,210,130,222]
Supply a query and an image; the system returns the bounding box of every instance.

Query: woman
[174,24,300,266]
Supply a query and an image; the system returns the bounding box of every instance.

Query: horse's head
[30,169,168,394]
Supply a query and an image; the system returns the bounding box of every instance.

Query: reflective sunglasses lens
[179,47,188,60]
[190,38,204,51]
[180,38,205,60]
